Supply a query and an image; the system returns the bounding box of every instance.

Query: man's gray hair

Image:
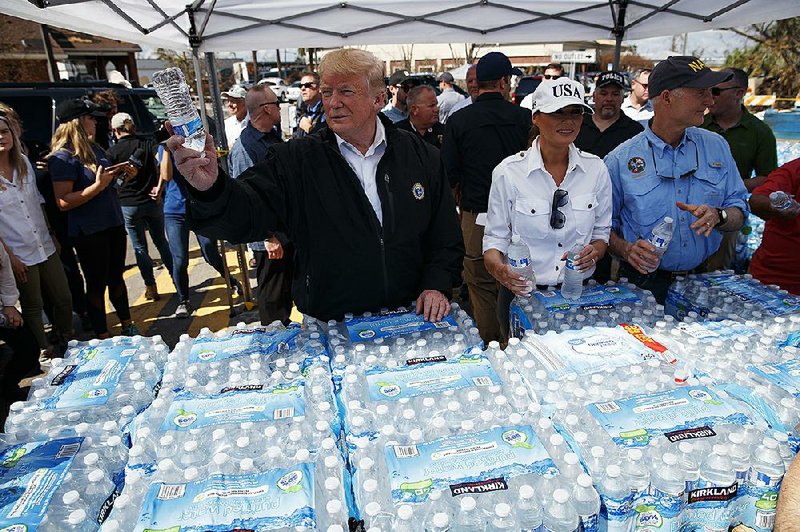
[318,48,386,96]
[633,68,652,82]
[406,85,436,108]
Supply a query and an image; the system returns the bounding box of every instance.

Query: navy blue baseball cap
[649,56,733,97]
[596,71,627,89]
[476,52,524,82]
[56,98,107,124]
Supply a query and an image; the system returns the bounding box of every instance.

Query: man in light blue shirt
[605,56,749,303]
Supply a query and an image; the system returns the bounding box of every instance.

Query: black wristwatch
[714,208,727,228]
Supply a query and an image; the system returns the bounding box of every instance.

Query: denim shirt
[605,126,749,271]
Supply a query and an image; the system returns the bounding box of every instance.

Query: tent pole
[204,52,229,155]
[192,51,208,128]
[612,0,629,70]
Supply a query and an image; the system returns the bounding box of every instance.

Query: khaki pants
[461,212,502,344]
[16,252,73,349]
[706,231,736,272]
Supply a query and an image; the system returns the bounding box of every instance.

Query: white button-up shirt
[335,116,387,225]
[437,88,465,124]
[0,244,19,307]
[0,158,56,266]
[224,113,249,149]
[483,140,612,286]
[621,96,654,124]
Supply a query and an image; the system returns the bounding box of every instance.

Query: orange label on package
[619,323,667,353]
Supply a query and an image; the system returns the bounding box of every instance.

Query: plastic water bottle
[742,438,785,530]
[599,464,631,531]
[646,217,674,272]
[561,243,584,300]
[516,485,543,531]
[572,473,600,532]
[543,488,580,531]
[452,496,484,531]
[488,503,516,531]
[648,453,686,529]
[151,67,207,153]
[769,191,796,210]
[508,234,535,287]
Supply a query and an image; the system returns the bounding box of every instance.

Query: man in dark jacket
[167,48,464,322]
[441,52,532,343]
[396,85,445,149]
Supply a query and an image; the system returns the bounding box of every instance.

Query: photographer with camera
[107,112,175,302]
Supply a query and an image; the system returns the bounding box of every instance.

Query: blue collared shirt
[604,126,749,272]
[228,122,283,251]
[380,103,407,124]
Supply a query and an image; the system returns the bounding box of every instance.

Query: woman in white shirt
[483,78,612,330]
[0,111,73,355]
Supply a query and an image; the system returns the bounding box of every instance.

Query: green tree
[725,17,800,105]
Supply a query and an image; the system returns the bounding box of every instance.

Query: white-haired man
[167,48,464,323]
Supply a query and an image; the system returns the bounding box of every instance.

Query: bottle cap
[606,464,621,477]
[519,484,535,499]
[495,502,511,517]
[553,488,570,504]
[433,513,449,527]
[461,496,477,510]
[664,216,673,223]
[577,473,593,487]
[663,453,678,466]
[68,509,87,524]
[63,490,80,504]
[397,504,414,520]
[326,477,341,490]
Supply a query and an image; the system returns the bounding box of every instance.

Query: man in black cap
[576,71,643,159]
[441,51,531,343]
[381,70,410,123]
[604,56,749,303]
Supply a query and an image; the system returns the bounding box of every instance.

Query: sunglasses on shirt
[299,82,318,89]
[550,189,569,229]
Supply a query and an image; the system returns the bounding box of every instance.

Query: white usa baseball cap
[531,78,593,114]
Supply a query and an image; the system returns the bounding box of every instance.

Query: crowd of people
[0,47,796,401]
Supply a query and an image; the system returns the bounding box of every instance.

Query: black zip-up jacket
[187,116,464,321]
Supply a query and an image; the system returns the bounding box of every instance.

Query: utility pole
[251,50,258,82]
[275,49,282,78]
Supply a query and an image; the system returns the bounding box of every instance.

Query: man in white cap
[222,84,248,149]
[436,72,465,124]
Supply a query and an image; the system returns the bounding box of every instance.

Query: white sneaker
[175,302,192,319]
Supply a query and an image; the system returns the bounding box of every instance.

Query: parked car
[257,77,289,102]
[0,81,162,162]
[286,81,302,103]
[512,75,543,105]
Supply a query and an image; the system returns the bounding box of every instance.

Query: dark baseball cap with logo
[648,56,733,97]
[595,71,627,89]
[56,98,107,124]
[476,52,524,82]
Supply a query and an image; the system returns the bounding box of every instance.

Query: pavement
[110,231,302,348]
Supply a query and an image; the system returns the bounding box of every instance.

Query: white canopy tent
[4,0,800,146]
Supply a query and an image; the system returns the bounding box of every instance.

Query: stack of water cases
[665,271,800,322]
[106,322,349,532]
[325,306,602,532]
[509,314,798,530]
[0,335,166,531]
[509,280,664,337]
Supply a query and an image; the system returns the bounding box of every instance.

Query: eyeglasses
[633,80,648,89]
[550,189,569,229]
[543,75,561,80]
[299,82,318,89]
[548,108,584,118]
[711,86,740,96]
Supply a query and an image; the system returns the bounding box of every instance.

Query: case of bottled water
[0,434,128,531]
[102,322,351,531]
[5,335,169,443]
[666,272,800,322]
[509,279,663,337]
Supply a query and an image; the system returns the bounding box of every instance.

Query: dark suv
[0,82,164,161]
[512,75,543,105]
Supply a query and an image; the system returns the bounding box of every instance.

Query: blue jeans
[122,202,174,287]
[164,212,237,302]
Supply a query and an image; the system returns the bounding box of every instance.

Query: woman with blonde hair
[47,98,138,338]
[0,108,74,357]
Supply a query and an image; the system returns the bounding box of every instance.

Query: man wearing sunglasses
[294,72,326,139]
[621,69,653,125]
[520,63,564,110]
[701,67,778,272]
[381,71,409,124]
[442,51,531,343]
[228,84,292,326]
[605,56,749,304]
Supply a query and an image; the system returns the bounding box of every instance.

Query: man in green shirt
[702,67,778,271]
